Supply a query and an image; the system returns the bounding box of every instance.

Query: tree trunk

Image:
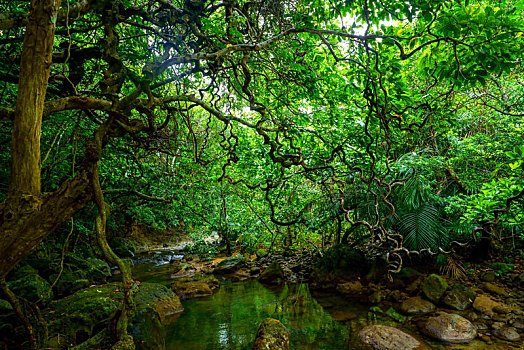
[9,0,60,198]
[0,0,62,279]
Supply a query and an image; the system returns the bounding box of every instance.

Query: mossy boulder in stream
[47,282,183,349]
[252,318,290,350]
[213,255,246,274]
[171,275,220,299]
[421,274,448,303]
[258,262,285,285]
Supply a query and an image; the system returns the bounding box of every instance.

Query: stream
[131,249,517,350]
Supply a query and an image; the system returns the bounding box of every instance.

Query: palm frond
[399,204,447,252]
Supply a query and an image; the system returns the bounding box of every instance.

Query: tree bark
[9,0,61,198]
[0,0,62,279]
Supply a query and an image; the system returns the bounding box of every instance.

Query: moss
[252,318,290,350]
[7,273,53,305]
[422,274,448,303]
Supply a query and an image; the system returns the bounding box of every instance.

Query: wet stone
[358,325,427,350]
[400,296,435,315]
[424,312,477,343]
[442,283,476,311]
[422,274,448,303]
[493,326,520,341]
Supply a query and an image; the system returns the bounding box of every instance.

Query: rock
[424,312,476,343]
[473,295,499,316]
[394,267,422,282]
[252,318,290,350]
[330,310,357,321]
[400,296,435,315]
[405,277,422,294]
[421,274,448,303]
[258,262,285,285]
[213,255,246,275]
[85,258,112,281]
[480,271,497,282]
[481,282,506,296]
[48,282,183,349]
[359,325,426,350]
[134,282,184,324]
[53,271,90,297]
[368,290,385,304]
[516,272,524,286]
[336,281,364,295]
[442,283,476,311]
[492,303,512,314]
[171,276,219,299]
[493,326,520,341]
[8,272,53,305]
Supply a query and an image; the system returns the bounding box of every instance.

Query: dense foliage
[0,0,523,277]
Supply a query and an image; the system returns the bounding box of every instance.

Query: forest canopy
[1,0,524,280]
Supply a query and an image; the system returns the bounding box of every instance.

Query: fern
[399,204,447,252]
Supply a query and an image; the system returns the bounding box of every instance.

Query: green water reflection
[165,280,365,349]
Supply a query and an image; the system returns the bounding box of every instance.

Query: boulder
[442,283,476,311]
[213,255,246,275]
[400,296,435,315]
[481,282,506,296]
[358,325,427,350]
[8,272,53,305]
[258,262,285,285]
[479,271,497,282]
[472,295,499,316]
[171,276,220,299]
[52,270,90,297]
[493,326,520,341]
[252,318,290,350]
[336,281,365,295]
[421,274,448,303]
[85,258,112,281]
[424,312,476,343]
[48,282,183,349]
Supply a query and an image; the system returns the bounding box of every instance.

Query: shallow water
[131,252,522,350]
[165,280,367,349]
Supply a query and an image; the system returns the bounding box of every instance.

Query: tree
[1,0,523,280]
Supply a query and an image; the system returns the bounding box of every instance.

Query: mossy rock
[8,273,53,305]
[48,282,183,348]
[214,255,246,274]
[171,275,220,299]
[422,274,448,303]
[252,318,290,350]
[52,271,90,297]
[134,282,184,324]
[85,258,112,281]
[258,262,285,285]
